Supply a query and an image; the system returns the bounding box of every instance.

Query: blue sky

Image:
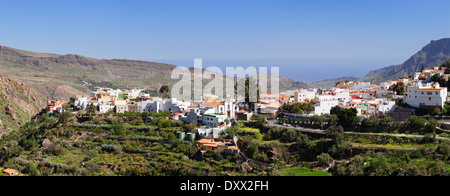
[1,0,450,82]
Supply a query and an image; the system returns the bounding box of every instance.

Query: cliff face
[0,73,47,137]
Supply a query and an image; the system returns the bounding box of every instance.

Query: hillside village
[16,62,445,176]
[47,63,450,130]
[1,62,450,176]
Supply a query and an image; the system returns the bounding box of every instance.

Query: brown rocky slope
[0,73,47,137]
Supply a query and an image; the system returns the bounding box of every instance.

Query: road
[274,124,450,141]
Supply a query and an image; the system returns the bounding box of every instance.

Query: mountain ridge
[0,45,179,99]
[361,38,450,84]
[0,46,309,98]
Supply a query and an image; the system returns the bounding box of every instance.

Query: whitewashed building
[405,82,448,109]
[99,104,115,113]
[352,82,373,91]
[294,89,317,102]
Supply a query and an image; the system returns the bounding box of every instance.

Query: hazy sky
[1,0,450,82]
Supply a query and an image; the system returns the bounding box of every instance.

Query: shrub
[101,144,119,153]
[132,119,144,126]
[317,153,334,167]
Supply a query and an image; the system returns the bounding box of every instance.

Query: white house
[136,100,152,112]
[99,104,115,113]
[376,100,396,115]
[202,113,228,127]
[352,82,373,91]
[182,108,202,125]
[314,90,350,115]
[198,100,238,119]
[148,98,191,113]
[74,96,91,110]
[294,89,317,102]
[405,82,448,109]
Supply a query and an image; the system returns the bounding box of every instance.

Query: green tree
[366,157,391,176]
[436,142,450,157]
[383,116,392,125]
[317,153,334,167]
[326,125,346,144]
[312,115,326,130]
[328,114,338,125]
[281,129,298,143]
[293,105,303,114]
[57,111,73,123]
[159,84,171,99]
[244,140,259,159]
[243,77,260,111]
[431,74,440,83]
[87,103,97,115]
[361,116,380,128]
[426,117,439,133]
[336,108,359,128]
[407,115,427,132]
[157,119,171,128]
[330,106,341,115]
[432,107,442,116]
[347,155,365,176]
[182,123,197,132]
[132,119,144,126]
[389,82,406,95]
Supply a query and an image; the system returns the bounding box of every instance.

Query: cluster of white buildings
[72,88,242,128]
[288,66,448,118]
[311,86,396,118]
[66,65,449,127]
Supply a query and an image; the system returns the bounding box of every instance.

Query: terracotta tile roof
[237,109,248,113]
[3,168,19,175]
[260,94,288,98]
[361,91,376,94]
[339,105,360,109]
[201,100,223,107]
[419,88,444,91]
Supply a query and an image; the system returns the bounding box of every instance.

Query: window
[427,92,432,95]
[429,98,432,101]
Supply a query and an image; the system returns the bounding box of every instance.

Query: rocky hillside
[0,46,178,99]
[362,38,450,84]
[309,76,359,89]
[0,73,47,137]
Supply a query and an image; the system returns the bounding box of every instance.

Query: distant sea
[149,58,399,83]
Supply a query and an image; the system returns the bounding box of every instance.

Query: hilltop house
[197,137,239,154]
[294,89,317,102]
[314,91,350,115]
[202,113,228,127]
[99,104,115,113]
[74,95,91,110]
[2,168,21,176]
[148,98,190,114]
[405,82,448,110]
[260,94,290,104]
[47,100,68,114]
[198,100,238,119]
